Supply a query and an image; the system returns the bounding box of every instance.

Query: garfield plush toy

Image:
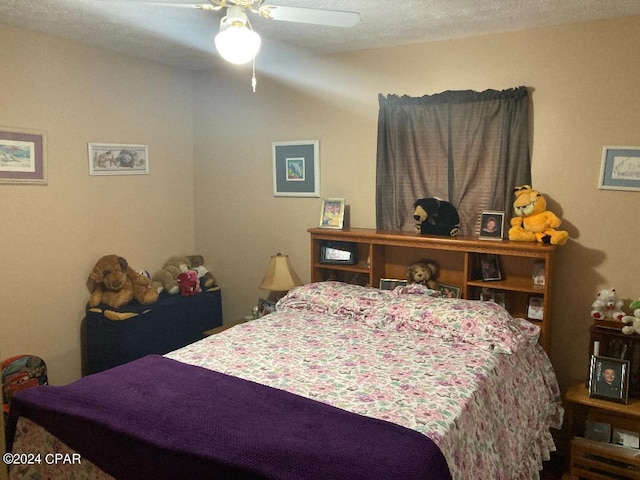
[405,261,439,289]
[87,255,159,309]
[508,185,569,245]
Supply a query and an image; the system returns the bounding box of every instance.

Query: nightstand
[203,319,249,337]
[565,383,640,479]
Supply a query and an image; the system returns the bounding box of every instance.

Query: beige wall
[195,16,640,393]
[0,24,196,384]
[2,15,640,397]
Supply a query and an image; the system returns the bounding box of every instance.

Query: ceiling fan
[114,0,360,90]
[139,1,360,62]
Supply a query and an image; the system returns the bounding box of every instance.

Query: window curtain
[376,87,531,235]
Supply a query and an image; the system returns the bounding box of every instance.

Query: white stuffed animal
[591,288,625,321]
[622,299,640,335]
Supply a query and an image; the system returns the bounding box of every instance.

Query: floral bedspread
[10,282,563,480]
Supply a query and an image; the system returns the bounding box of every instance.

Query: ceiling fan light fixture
[215,6,261,65]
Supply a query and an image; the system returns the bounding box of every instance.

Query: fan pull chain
[251,58,257,93]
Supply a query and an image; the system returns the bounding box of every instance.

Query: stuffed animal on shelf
[508,185,569,245]
[622,299,640,335]
[87,255,159,309]
[413,198,460,236]
[591,288,626,322]
[151,255,216,294]
[177,270,202,297]
[405,261,439,290]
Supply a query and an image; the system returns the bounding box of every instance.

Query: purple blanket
[9,355,450,480]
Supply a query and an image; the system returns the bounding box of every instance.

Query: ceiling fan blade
[258,5,360,27]
[100,1,220,10]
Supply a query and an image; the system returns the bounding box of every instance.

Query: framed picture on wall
[599,146,640,191]
[0,127,47,185]
[88,143,149,176]
[272,140,320,197]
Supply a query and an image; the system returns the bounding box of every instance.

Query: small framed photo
[532,260,545,286]
[0,126,47,185]
[88,143,149,175]
[599,146,640,191]
[272,140,320,197]
[589,355,629,404]
[319,198,346,229]
[527,296,544,320]
[438,282,461,298]
[479,211,504,240]
[480,254,501,281]
[379,278,407,290]
[257,298,276,317]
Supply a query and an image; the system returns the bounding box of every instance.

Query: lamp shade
[215,6,261,65]
[259,253,303,292]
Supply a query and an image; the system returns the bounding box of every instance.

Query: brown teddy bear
[151,255,216,294]
[405,261,439,289]
[87,255,159,309]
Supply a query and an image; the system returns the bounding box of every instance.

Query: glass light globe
[215,25,261,65]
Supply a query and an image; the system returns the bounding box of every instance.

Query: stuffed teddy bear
[151,255,216,294]
[87,255,159,309]
[591,288,626,321]
[508,185,569,245]
[405,261,439,289]
[177,270,202,297]
[413,198,460,236]
[622,299,640,335]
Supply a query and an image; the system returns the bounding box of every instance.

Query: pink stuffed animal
[177,270,201,297]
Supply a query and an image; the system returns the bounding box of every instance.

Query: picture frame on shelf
[379,278,407,290]
[272,140,320,197]
[478,211,504,240]
[257,298,276,318]
[318,198,346,229]
[599,146,640,191]
[527,296,544,320]
[480,254,501,281]
[532,260,545,286]
[438,282,461,298]
[588,355,629,404]
[0,126,47,185]
[88,143,149,176]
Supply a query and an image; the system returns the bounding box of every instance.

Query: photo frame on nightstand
[588,355,629,404]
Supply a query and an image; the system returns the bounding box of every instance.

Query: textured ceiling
[2,0,640,70]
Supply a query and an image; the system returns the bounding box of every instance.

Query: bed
[7,281,563,480]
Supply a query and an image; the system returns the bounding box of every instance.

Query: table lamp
[258,253,303,301]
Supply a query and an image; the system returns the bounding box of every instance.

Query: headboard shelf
[309,227,557,352]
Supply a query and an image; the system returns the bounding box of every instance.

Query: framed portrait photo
[589,355,629,404]
[438,282,461,298]
[0,127,47,185]
[318,198,346,229]
[272,140,320,197]
[480,254,502,281]
[479,211,504,240]
[527,296,544,320]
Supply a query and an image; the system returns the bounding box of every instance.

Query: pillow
[366,294,535,353]
[277,282,392,321]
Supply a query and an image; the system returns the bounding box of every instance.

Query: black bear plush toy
[413,198,460,236]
